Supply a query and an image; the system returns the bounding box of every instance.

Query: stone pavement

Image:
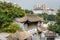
[0,33,10,40]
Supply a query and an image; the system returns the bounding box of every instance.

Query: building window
[47,38,54,40]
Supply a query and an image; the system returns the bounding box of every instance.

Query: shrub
[1,23,22,33]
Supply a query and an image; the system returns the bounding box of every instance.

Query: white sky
[0,0,60,10]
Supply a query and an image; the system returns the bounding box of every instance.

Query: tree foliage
[48,24,60,35]
[0,1,25,28]
[48,9,60,35]
[1,23,22,33]
[56,9,60,25]
[38,13,55,21]
[25,9,33,14]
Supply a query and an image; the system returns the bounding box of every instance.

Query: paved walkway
[0,33,10,40]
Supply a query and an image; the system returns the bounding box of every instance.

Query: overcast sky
[0,0,60,10]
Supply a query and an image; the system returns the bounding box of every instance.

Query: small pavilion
[17,14,43,31]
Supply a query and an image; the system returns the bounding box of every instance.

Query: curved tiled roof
[45,31,56,37]
[17,14,43,23]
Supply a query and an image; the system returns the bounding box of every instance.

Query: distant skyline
[0,0,60,10]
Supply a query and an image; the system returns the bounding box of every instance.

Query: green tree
[48,24,60,35]
[48,9,60,35]
[0,1,25,28]
[25,9,33,14]
[2,23,22,33]
[56,9,60,25]
[38,13,55,24]
[47,15,55,21]
[42,13,48,21]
